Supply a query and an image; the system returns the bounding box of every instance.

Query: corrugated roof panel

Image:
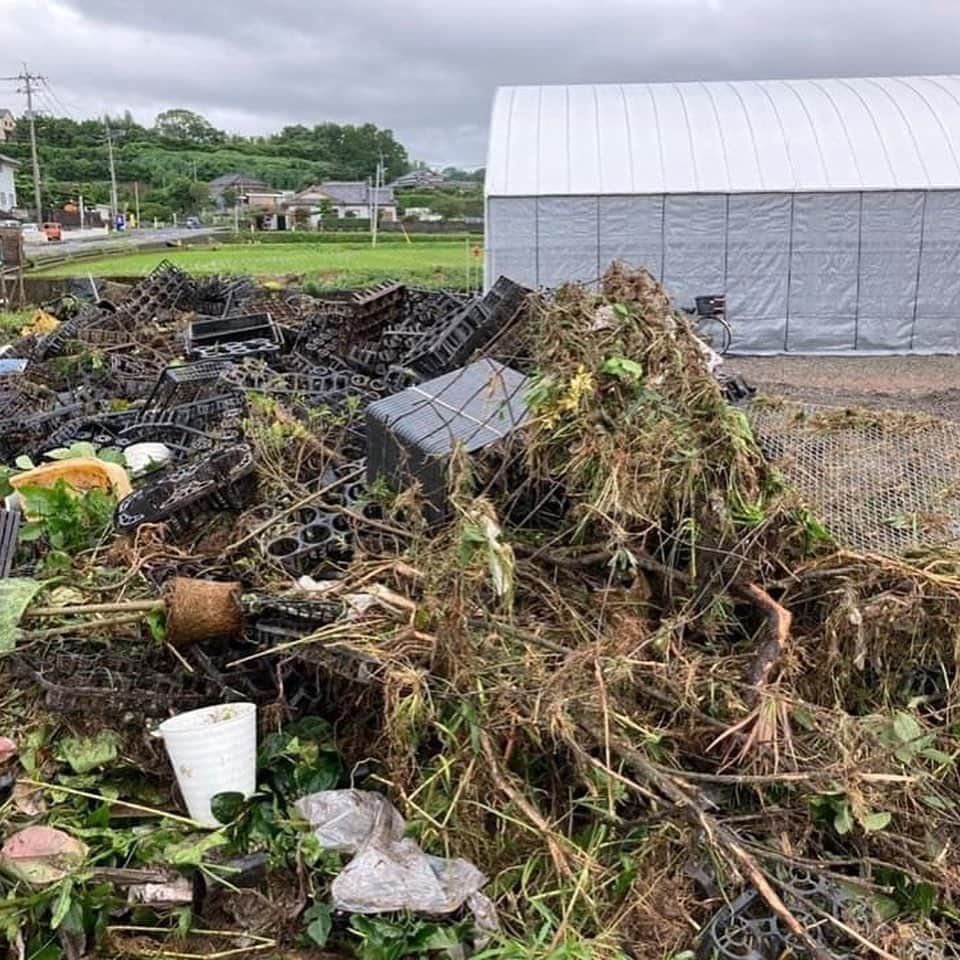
[485,76,960,196]
[811,78,894,187]
[621,84,665,192]
[505,86,541,195]
[537,85,569,194]
[896,77,960,187]
[594,85,634,193]
[701,82,761,191]
[568,85,602,194]
[650,83,699,192]
[792,79,864,190]
[725,82,794,190]
[763,80,829,190]
[676,82,731,192]
[849,78,928,187]
[487,88,515,196]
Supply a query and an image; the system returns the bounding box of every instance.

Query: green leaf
[424,925,465,950]
[18,521,45,542]
[164,831,228,866]
[304,902,332,947]
[14,454,35,470]
[893,711,922,744]
[0,577,45,654]
[792,704,817,732]
[175,906,193,936]
[210,791,247,825]
[50,878,74,929]
[57,731,120,774]
[860,811,891,833]
[97,447,128,466]
[601,355,645,382]
[146,608,167,643]
[833,802,854,835]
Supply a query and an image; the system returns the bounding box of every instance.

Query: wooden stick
[24,599,161,618]
[29,613,148,638]
[733,582,792,688]
[18,779,202,828]
[479,730,573,878]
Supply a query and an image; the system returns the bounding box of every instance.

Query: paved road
[25,226,218,263]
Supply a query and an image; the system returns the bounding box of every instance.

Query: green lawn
[34,240,485,290]
[0,309,31,346]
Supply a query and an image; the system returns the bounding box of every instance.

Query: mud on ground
[729,355,960,419]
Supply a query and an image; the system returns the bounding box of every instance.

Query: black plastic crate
[185,312,281,359]
[365,358,530,521]
[142,361,234,415]
[407,277,530,377]
[0,509,20,578]
[115,443,257,534]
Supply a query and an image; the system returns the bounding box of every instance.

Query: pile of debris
[0,261,958,960]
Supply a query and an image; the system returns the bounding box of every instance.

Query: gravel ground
[728,355,960,420]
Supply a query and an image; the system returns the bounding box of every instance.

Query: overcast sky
[2,0,959,167]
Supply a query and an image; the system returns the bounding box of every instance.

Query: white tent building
[484,77,960,353]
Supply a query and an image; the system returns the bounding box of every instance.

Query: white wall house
[0,153,18,213]
[0,110,15,143]
[289,181,397,226]
[486,76,960,354]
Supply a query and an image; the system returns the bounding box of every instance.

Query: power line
[0,64,46,220]
[40,78,79,121]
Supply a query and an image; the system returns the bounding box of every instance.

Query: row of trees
[3,108,411,218]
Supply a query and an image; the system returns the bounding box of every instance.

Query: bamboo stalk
[28,612,149,638]
[24,599,161,618]
[17,779,202,828]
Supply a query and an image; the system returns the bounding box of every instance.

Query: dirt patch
[729,355,960,419]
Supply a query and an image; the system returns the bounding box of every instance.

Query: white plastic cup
[154,702,257,828]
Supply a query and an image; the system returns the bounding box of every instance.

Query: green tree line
[3,108,410,219]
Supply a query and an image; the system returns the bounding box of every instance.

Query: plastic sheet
[295,789,497,931]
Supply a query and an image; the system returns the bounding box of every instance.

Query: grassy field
[34,240,485,289]
[0,309,32,346]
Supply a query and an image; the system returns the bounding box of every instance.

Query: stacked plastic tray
[365,358,531,521]
[185,312,282,360]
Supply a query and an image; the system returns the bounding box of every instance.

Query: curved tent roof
[485,77,960,196]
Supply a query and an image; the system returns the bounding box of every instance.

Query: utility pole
[133,181,141,228]
[104,116,119,227]
[1,65,46,221]
[371,162,382,248]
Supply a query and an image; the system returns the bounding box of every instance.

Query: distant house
[0,110,15,143]
[0,153,19,214]
[289,181,397,225]
[390,169,445,189]
[209,172,270,207]
[402,206,443,222]
[244,189,290,214]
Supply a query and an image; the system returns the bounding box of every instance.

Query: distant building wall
[0,162,16,212]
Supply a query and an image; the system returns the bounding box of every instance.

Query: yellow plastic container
[10,458,132,515]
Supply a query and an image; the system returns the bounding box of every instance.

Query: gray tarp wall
[485,190,960,354]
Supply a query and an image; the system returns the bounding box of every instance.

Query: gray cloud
[2,0,958,166]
